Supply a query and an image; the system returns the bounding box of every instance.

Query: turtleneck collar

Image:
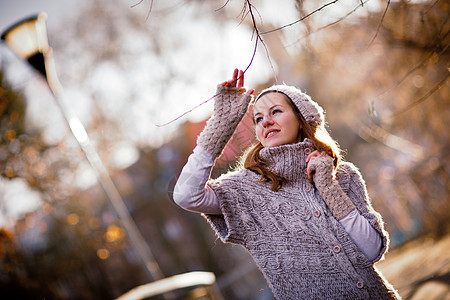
[258,138,315,184]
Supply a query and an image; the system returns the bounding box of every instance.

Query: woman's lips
[265,130,279,138]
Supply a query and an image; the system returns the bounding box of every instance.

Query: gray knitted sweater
[204,140,399,299]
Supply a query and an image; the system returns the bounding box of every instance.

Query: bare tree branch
[368,0,390,46]
[156,0,273,127]
[385,73,449,120]
[130,0,144,8]
[215,0,231,12]
[130,0,154,21]
[375,24,449,99]
[155,94,217,127]
[377,43,449,100]
[243,0,262,69]
[285,0,370,47]
[421,0,442,16]
[261,0,341,35]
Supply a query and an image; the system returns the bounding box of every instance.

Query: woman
[173,69,400,299]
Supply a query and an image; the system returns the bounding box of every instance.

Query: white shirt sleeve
[173,146,222,215]
[173,146,382,260]
[339,209,383,261]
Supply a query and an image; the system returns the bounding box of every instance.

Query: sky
[0,0,82,33]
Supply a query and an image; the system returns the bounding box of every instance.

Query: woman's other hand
[306,150,321,178]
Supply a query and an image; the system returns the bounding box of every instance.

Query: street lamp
[1,13,49,78]
[1,13,164,282]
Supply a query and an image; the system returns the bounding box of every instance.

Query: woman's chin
[263,139,283,148]
[263,137,301,148]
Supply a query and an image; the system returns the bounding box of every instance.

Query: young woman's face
[253,92,302,147]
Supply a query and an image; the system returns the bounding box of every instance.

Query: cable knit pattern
[197,84,252,158]
[308,154,357,220]
[203,140,400,299]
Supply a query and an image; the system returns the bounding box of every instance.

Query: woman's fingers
[232,68,239,85]
[306,150,321,163]
[220,69,238,87]
[237,70,244,88]
[306,150,321,178]
[221,69,249,90]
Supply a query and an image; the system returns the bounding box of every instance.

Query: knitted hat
[254,85,324,128]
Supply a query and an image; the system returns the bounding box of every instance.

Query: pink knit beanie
[255,85,324,129]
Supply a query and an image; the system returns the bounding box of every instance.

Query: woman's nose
[261,115,274,127]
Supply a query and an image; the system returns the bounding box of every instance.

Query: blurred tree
[0,71,58,298]
[371,0,449,238]
[1,0,448,299]
[0,68,149,298]
[0,227,50,299]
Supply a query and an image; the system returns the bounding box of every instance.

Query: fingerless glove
[197,84,252,158]
[308,154,356,220]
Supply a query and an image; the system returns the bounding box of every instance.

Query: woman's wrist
[319,181,357,220]
[309,155,356,220]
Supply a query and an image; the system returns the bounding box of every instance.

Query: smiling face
[253,92,303,148]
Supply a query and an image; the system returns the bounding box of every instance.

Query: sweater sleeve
[173,146,222,215]
[174,148,247,245]
[338,162,390,263]
[339,209,382,261]
[197,84,252,158]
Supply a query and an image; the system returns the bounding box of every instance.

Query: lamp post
[1,13,164,282]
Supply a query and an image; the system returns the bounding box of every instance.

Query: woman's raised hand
[221,68,255,96]
[197,69,255,157]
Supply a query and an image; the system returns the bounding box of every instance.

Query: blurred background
[0,0,448,299]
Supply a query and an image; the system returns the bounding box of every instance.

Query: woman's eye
[255,117,263,123]
[273,109,282,114]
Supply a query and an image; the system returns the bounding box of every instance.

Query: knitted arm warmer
[308,154,356,220]
[197,84,252,158]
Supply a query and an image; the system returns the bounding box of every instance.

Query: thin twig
[155,94,218,127]
[156,0,271,127]
[422,0,441,16]
[154,37,261,127]
[285,0,371,47]
[377,43,449,98]
[385,73,449,120]
[130,0,144,8]
[261,0,340,35]
[238,5,251,26]
[316,0,370,31]
[368,0,390,46]
[376,25,449,98]
[215,0,231,12]
[145,0,154,21]
[245,0,277,80]
[245,1,267,73]
[130,0,154,21]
